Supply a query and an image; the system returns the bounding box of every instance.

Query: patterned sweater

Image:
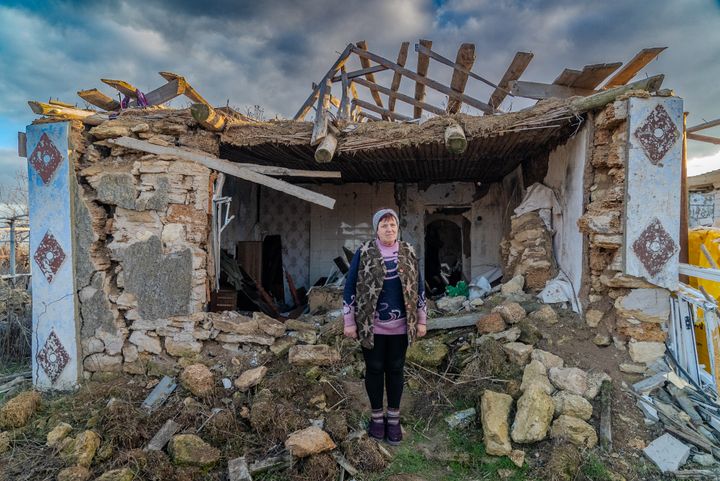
[343,240,427,335]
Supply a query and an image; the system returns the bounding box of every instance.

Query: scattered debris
[141,375,177,412]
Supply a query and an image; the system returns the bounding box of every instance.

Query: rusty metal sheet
[623,97,683,290]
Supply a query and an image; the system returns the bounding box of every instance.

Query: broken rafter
[388,42,410,113]
[446,43,476,114]
[159,71,211,106]
[294,44,354,120]
[330,65,388,82]
[338,69,351,121]
[28,101,107,125]
[108,137,336,209]
[416,42,503,93]
[508,81,596,100]
[101,78,139,98]
[569,74,664,112]
[352,99,412,122]
[687,133,720,145]
[191,103,234,132]
[352,77,446,116]
[688,119,720,133]
[604,47,667,88]
[311,78,332,145]
[553,68,582,86]
[77,88,120,111]
[413,39,432,118]
[487,51,533,111]
[315,133,338,163]
[350,45,494,114]
[444,123,467,154]
[355,40,387,120]
[570,62,623,89]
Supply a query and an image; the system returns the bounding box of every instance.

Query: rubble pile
[631,359,720,476]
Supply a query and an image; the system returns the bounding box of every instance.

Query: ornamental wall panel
[623,97,683,290]
[26,122,80,390]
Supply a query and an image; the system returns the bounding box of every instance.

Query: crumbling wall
[70,112,215,376]
[578,96,675,365]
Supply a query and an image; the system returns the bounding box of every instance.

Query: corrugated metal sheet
[219,119,579,184]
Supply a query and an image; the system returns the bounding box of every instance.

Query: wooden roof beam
[388,42,410,113]
[355,41,388,120]
[350,45,493,114]
[446,43,476,114]
[413,39,432,118]
[101,79,139,98]
[553,69,582,86]
[688,119,720,133]
[487,52,533,111]
[77,88,120,111]
[330,65,387,82]
[159,71,211,105]
[688,133,720,145]
[604,47,667,88]
[311,78,331,145]
[294,44,354,121]
[352,99,412,122]
[508,81,596,100]
[352,77,446,116]
[571,62,623,89]
[28,101,99,122]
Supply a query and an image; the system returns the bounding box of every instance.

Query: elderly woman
[343,208,427,445]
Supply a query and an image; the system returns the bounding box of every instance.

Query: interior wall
[308,183,397,284]
[544,125,589,297]
[471,182,505,279]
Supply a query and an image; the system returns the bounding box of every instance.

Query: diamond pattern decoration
[36,330,70,383]
[28,132,64,184]
[634,104,680,165]
[33,231,66,284]
[632,217,678,277]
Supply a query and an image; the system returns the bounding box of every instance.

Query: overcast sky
[1,0,719,194]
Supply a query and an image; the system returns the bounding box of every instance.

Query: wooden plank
[604,47,667,88]
[487,52,533,111]
[414,39,432,118]
[688,133,720,145]
[331,65,387,82]
[17,132,26,158]
[77,88,120,111]
[101,78,139,98]
[688,118,720,133]
[599,380,612,451]
[571,62,623,89]
[339,69,351,120]
[355,41,387,119]
[128,79,184,107]
[352,99,412,122]
[159,71,211,105]
[294,44,354,120]
[352,77,446,116]
[315,132,337,163]
[108,137,336,209]
[357,111,382,122]
[28,101,97,120]
[569,75,664,111]
[508,80,596,100]
[415,42,501,92]
[145,419,180,451]
[351,46,494,114]
[388,42,410,113]
[553,69,582,86]
[446,43,476,114]
[311,78,331,145]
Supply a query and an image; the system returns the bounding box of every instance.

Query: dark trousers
[361,334,408,410]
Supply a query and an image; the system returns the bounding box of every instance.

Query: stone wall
[578,95,677,365]
[70,111,216,377]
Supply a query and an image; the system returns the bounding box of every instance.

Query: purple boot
[386,420,402,445]
[368,417,385,441]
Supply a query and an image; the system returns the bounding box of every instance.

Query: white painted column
[26,122,81,391]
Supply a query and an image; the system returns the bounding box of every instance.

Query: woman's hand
[344,325,358,339]
[417,324,427,338]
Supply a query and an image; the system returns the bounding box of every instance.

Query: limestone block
[234,366,268,391]
[481,390,513,456]
[548,367,589,396]
[166,333,203,357]
[550,415,597,448]
[129,331,162,354]
[511,386,554,443]
[254,312,287,337]
[553,391,593,420]
[503,342,534,366]
[83,353,123,372]
[60,430,101,467]
[122,344,138,363]
[284,426,336,458]
[615,288,671,324]
[629,341,666,364]
[520,360,555,395]
[585,309,604,328]
[168,434,220,468]
[529,305,558,325]
[531,349,564,369]
[492,302,527,324]
[179,364,215,397]
[501,275,525,296]
[82,337,105,357]
[288,345,341,366]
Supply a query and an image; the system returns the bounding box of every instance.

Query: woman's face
[377,215,398,245]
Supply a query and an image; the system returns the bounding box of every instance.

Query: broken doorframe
[212,173,235,290]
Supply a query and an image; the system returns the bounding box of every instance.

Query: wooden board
[446,43,476,114]
[623,97,683,290]
[508,80,595,100]
[388,42,410,113]
[604,47,667,88]
[294,44,354,120]
[355,41,387,119]
[108,137,336,209]
[351,46,493,114]
[352,77,445,116]
[77,89,120,111]
[487,52,533,111]
[414,39,432,118]
[553,69,582,86]
[101,78,139,98]
[571,62,622,89]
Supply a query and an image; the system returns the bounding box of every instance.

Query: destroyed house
[20,42,713,396]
